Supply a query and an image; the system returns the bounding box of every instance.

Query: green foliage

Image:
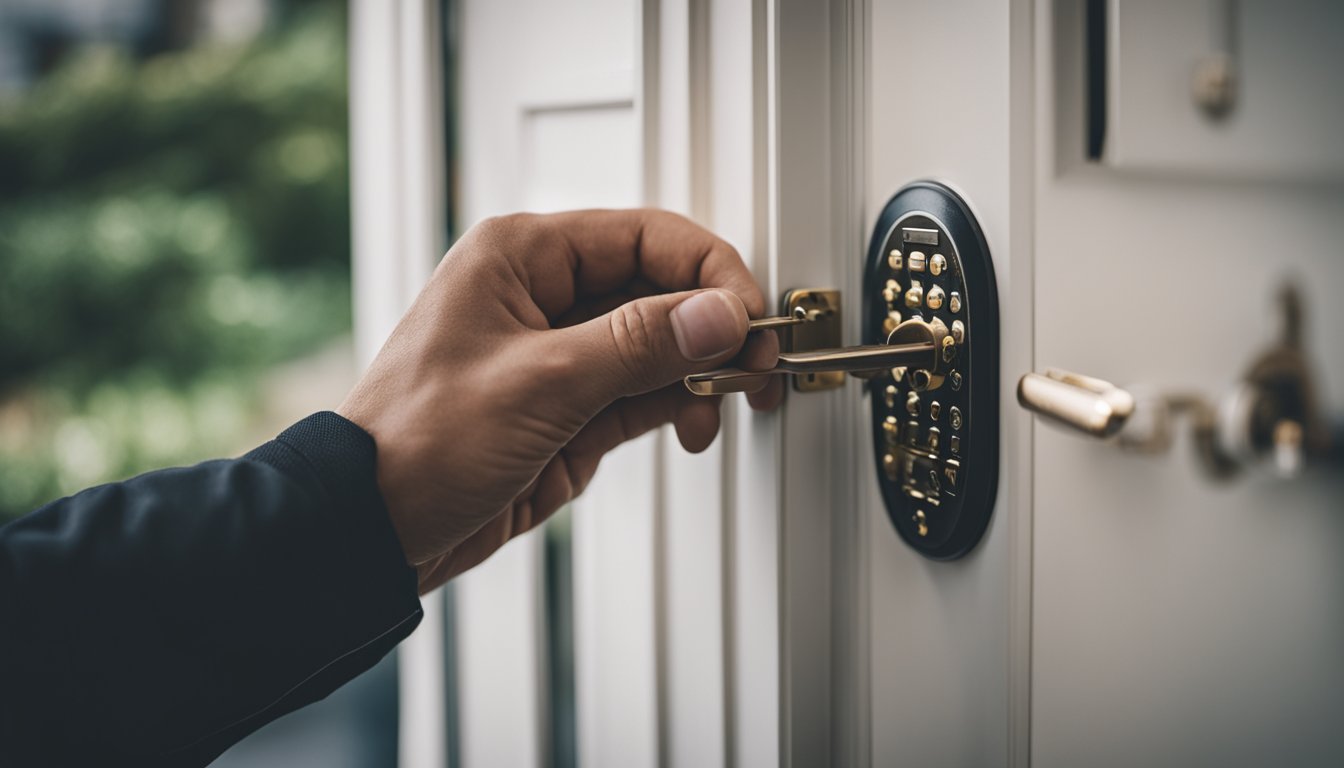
[0,3,352,520]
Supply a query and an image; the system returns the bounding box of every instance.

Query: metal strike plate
[866,181,1000,560]
[782,289,844,392]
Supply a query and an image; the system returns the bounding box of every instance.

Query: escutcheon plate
[864,181,1000,560]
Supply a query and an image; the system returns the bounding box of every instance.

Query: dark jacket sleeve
[0,411,423,767]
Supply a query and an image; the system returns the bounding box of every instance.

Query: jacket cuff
[245,411,419,614]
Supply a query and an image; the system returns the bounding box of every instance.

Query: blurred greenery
[0,3,352,520]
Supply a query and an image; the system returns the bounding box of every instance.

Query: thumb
[558,288,749,403]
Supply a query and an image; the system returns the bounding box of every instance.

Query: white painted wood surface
[348,3,450,767]
[862,1,1031,766]
[1030,3,1344,765]
[455,2,659,768]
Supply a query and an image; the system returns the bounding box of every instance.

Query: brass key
[685,318,946,395]
[747,305,825,331]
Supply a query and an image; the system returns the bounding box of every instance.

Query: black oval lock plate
[863,181,1000,559]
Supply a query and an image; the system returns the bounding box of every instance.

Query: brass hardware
[748,305,818,331]
[1017,369,1135,439]
[781,288,843,392]
[684,334,941,394]
[904,281,924,309]
[882,279,900,304]
[684,289,951,396]
[926,285,946,310]
[1016,283,1340,481]
[930,253,947,276]
[883,415,899,438]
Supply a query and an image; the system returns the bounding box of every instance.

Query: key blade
[775,341,938,373]
[684,370,773,395]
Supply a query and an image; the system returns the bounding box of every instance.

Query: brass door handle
[1016,369,1136,439]
[685,317,947,395]
[1016,286,1340,480]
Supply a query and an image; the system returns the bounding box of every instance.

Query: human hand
[337,209,781,594]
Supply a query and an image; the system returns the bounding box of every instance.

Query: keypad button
[949,406,963,431]
[929,401,941,420]
[950,434,961,455]
[949,291,962,314]
[930,253,947,276]
[904,281,924,309]
[882,279,900,304]
[942,459,961,494]
[926,285,945,310]
[950,370,963,390]
[888,250,903,270]
[909,251,927,272]
[884,384,898,408]
[928,426,941,452]
[905,391,920,416]
[951,319,965,344]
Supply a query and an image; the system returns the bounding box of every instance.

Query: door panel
[1030,3,1344,765]
[454,2,650,767]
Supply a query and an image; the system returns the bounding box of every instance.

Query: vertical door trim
[1008,1,1036,765]
[645,2,741,768]
[766,1,869,765]
[348,2,450,767]
[831,1,871,764]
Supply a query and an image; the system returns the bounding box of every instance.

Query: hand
[337,209,781,594]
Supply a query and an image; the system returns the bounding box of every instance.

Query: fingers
[566,385,720,472]
[547,288,752,407]
[509,209,767,323]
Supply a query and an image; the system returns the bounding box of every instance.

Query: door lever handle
[1017,285,1339,481]
[1016,369,1136,439]
[685,317,947,395]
